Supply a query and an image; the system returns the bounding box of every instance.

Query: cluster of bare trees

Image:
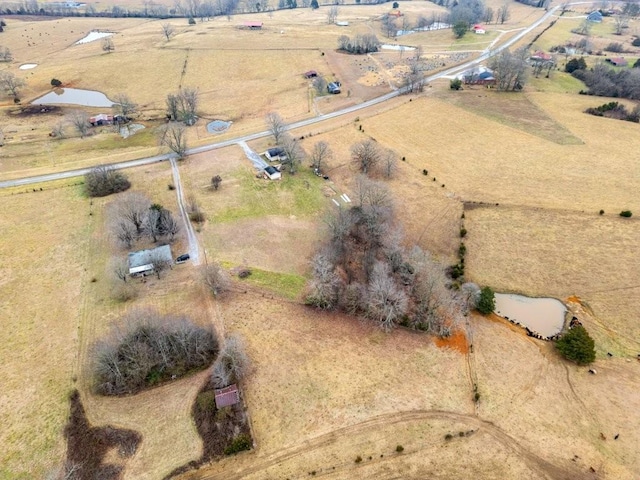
[211,334,250,388]
[447,0,486,27]
[351,139,398,178]
[166,87,199,125]
[488,47,529,91]
[337,34,380,54]
[306,177,468,335]
[402,47,427,93]
[92,308,218,395]
[572,63,640,100]
[108,192,180,248]
[85,165,131,197]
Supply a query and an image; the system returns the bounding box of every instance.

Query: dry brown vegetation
[2,4,640,480]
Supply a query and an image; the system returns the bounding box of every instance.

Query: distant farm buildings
[458,66,495,86]
[242,21,263,29]
[587,11,603,22]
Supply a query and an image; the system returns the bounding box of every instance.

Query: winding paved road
[0,2,563,190]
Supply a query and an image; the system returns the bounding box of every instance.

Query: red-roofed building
[531,50,552,61]
[215,384,240,408]
[242,21,263,29]
[606,57,628,67]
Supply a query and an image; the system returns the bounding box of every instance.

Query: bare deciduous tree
[68,110,90,138]
[211,175,222,190]
[102,37,115,53]
[178,87,199,125]
[201,262,231,296]
[149,251,172,279]
[211,334,250,388]
[366,261,408,330]
[310,140,332,172]
[497,2,510,24]
[51,121,66,138]
[161,22,175,41]
[313,76,327,95]
[351,139,380,174]
[613,14,629,35]
[111,191,152,239]
[0,46,12,62]
[280,134,305,174]
[488,47,529,91]
[159,122,188,158]
[265,111,286,144]
[112,93,137,120]
[327,5,339,24]
[381,148,398,178]
[305,253,341,309]
[0,71,25,98]
[110,257,129,283]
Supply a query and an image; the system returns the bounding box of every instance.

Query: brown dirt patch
[63,390,141,480]
[434,329,469,354]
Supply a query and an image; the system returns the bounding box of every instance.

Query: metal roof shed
[215,384,240,408]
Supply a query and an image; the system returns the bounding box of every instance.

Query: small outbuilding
[587,11,603,23]
[606,57,628,66]
[265,147,285,161]
[214,384,240,409]
[327,82,341,94]
[264,166,281,180]
[128,245,173,276]
[473,24,486,34]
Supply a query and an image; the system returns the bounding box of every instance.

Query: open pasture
[0,184,89,479]
[358,91,639,213]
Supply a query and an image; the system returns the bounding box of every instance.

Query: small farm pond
[381,44,416,51]
[75,31,114,45]
[207,120,232,134]
[494,293,566,337]
[32,88,115,107]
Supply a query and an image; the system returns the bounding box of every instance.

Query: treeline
[305,175,478,336]
[92,309,218,395]
[337,33,380,54]
[585,101,640,123]
[571,62,640,100]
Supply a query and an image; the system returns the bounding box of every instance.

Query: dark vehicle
[176,254,190,264]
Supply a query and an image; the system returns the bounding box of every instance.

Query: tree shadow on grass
[63,389,142,480]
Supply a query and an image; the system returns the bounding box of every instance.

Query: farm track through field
[188,409,585,480]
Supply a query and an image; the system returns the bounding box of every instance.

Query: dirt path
[170,158,200,265]
[186,409,584,480]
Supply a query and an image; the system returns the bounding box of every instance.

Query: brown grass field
[1,3,640,480]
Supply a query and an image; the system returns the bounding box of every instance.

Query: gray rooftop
[128,245,173,269]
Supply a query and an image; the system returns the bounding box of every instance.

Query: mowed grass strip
[0,185,90,479]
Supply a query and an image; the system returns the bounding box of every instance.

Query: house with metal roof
[128,245,173,276]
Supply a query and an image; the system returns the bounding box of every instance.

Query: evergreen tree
[476,286,495,314]
[556,325,596,365]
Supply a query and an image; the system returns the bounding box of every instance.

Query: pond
[381,44,416,51]
[32,88,115,107]
[75,31,114,45]
[207,120,232,134]
[19,63,38,70]
[494,293,566,338]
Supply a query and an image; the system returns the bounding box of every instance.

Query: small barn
[606,57,627,66]
[265,147,285,161]
[264,166,281,180]
[531,50,552,61]
[128,245,173,276]
[473,24,486,34]
[214,384,240,409]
